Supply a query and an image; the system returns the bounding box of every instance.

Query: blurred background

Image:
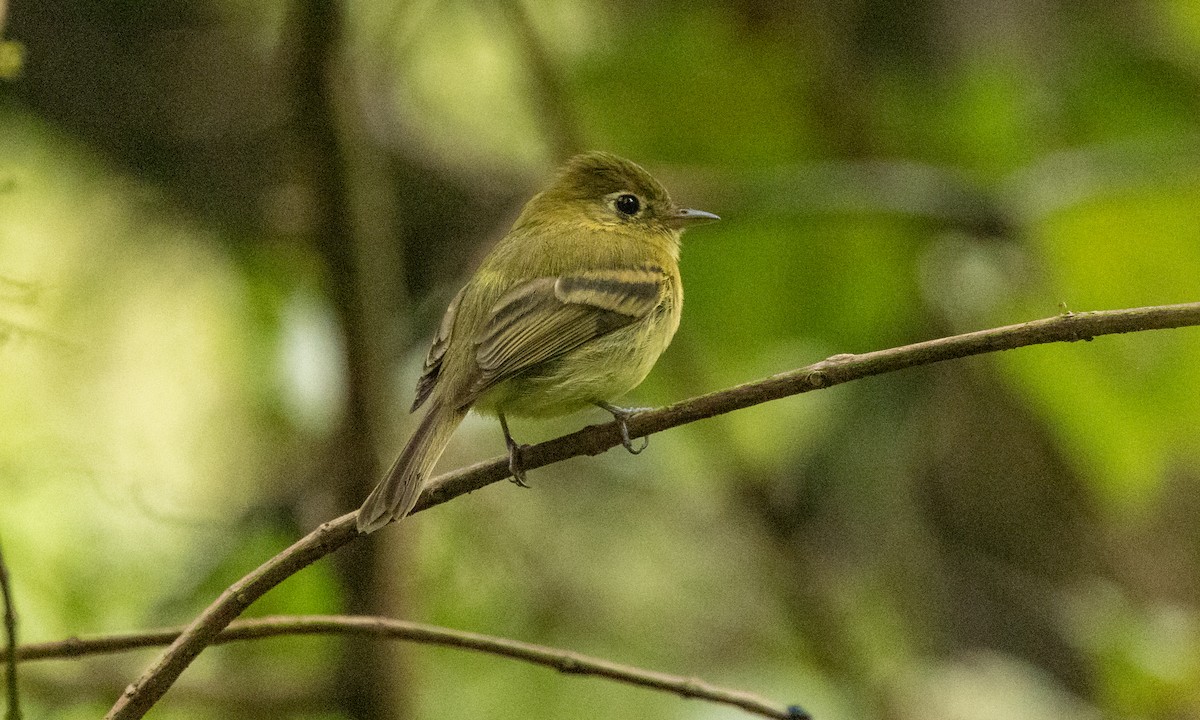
[2,0,1200,718]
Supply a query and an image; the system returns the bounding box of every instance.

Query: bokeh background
[3,1,1200,718]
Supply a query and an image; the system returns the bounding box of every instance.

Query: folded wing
[470,265,666,398]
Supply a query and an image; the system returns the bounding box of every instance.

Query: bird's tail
[357,398,467,533]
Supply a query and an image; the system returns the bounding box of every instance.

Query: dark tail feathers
[356,400,466,533]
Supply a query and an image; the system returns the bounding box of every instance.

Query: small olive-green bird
[356,151,718,534]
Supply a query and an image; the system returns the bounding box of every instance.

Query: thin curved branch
[107,301,1200,718]
[0,540,21,719]
[19,615,807,720]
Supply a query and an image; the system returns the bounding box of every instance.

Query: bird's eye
[614,194,641,216]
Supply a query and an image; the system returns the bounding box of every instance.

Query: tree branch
[107,301,1200,718]
[19,615,806,719]
[0,540,21,720]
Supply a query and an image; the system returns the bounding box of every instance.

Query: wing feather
[412,285,466,412]
[471,265,665,396]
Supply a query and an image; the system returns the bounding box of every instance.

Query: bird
[356,151,719,533]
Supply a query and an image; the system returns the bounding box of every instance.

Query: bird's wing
[470,265,666,397]
[412,285,466,412]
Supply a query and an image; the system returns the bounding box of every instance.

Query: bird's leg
[499,413,531,487]
[596,401,651,455]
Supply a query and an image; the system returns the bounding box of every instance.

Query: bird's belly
[473,314,675,418]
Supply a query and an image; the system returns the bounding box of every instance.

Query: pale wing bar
[470,266,666,398]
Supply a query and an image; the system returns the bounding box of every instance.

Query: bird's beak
[669,207,721,228]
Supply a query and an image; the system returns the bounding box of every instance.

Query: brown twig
[107,301,1200,718]
[18,615,803,719]
[0,540,21,720]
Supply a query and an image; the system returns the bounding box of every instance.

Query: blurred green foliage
[2,1,1200,719]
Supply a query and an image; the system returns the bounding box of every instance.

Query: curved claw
[507,444,531,488]
[619,422,650,455]
[499,413,531,488]
[596,402,651,455]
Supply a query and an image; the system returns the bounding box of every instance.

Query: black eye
[614,194,641,216]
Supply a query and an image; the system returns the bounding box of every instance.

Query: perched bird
[356,151,718,533]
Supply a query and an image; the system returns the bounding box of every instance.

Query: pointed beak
[669,207,721,229]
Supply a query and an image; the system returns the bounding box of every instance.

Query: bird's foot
[506,438,532,488]
[596,402,651,455]
[499,413,531,487]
